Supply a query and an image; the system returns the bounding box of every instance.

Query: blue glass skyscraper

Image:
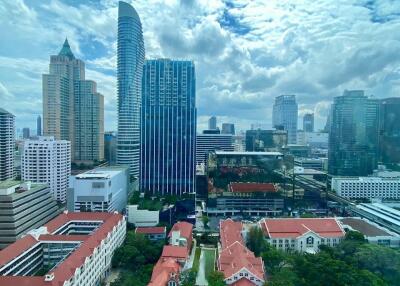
[140,59,196,196]
[117,1,145,180]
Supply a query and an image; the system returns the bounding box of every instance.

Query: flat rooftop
[340,218,391,236]
[0,180,21,189]
[76,166,127,180]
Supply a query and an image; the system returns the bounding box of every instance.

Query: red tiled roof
[233,278,257,286]
[136,227,166,235]
[0,235,38,268]
[229,182,276,193]
[218,219,265,284]
[148,258,180,286]
[44,212,114,233]
[168,221,193,240]
[0,276,47,286]
[260,218,345,239]
[161,245,188,260]
[220,219,243,250]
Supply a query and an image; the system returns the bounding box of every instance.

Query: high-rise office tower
[0,108,15,181]
[141,59,196,196]
[221,123,235,135]
[22,127,30,139]
[196,133,234,166]
[272,95,298,144]
[328,90,379,176]
[36,115,42,136]
[104,131,117,165]
[22,136,71,202]
[74,80,104,162]
[208,116,217,130]
[43,39,104,163]
[379,97,400,165]
[117,1,145,179]
[303,113,314,132]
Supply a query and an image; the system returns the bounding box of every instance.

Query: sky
[0,0,400,133]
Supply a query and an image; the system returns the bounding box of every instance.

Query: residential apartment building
[272,95,298,144]
[141,59,196,196]
[116,1,145,178]
[68,166,129,213]
[331,176,400,199]
[0,212,126,285]
[218,219,265,285]
[259,218,345,253]
[0,181,59,249]
[0,108,15,181]
[22,136,70,202]
[196,133,234,166]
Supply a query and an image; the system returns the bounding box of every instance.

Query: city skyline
[1,1,400,132]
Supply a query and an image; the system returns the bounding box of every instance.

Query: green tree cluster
[110,231,163,286]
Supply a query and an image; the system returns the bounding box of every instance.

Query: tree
[202,215,210,228]
[207,271,226,286]
[345,230,366,242]
[247,226,267,256]
[261,245,287,274]
[180,269,197,286]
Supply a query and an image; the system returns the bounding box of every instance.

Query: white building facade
[68,166,129,213]
[332,177,400,199]
[22,136,71,202]
[0,108,15,181]
[127,205,159,226]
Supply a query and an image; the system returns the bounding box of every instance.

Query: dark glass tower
[116,1,145,179]
[140,59,196,196]
[328,90,380,176]
[379,97,400,165]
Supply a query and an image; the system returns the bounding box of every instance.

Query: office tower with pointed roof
[0,108,15,181]
[43,39,104,163]
[117,1,145,180]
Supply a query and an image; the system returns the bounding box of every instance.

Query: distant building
[116,1,145,178]
[0,212,126,285]
[332,176,400,200]
[296,131,328,149]
[22,136,70,202]
[303,113,314,132]
[218,219,265,285]
[221,123,235,135]
[273,95,298,144]
[379,97,400,165]
[251,123,270,130]
[282,144,311,158]
[22,127,30,139]
[260,218,345,253]
[233,134,245,151]
[135,226,166,241]
[0,181,59,249]
[104,131,117,164]
[127,205,159,227]
[245,129,287,152]
[141,59,196,196]
[328,90,379,176]
[208,116,217,130]
[0,108,15,181]
[294,157,327,171]
[196,133,234,166]
[36,115,42,136]
[68,166,129,213]
[202,129,221,134]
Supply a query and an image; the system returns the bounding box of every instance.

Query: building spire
[58,38,75,59]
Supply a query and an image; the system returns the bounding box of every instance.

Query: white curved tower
[116,1,145,181]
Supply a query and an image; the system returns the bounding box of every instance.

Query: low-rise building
[294,157,328,171]
[218,219,265,285]
[296,131,328,149]
[0,211,126,285]
[259,218,345,253]
[68,166,129,213]
[127,205,160,227]
[168,221,193,251]
[135,226,166,241]
[331,176,400,199]
[0,181,59,249]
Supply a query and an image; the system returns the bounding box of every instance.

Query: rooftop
[339,218,391,237]
[75,166,127,180]
[0,180,22,189]
[229,183,276,193]
[161,245,188,260]
[135,226,166,235]
[220,219,244,250]
[168,221,193,241]
[260,218,345,239]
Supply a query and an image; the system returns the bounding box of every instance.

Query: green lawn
[203,248,216,279]
[192,247,201,272]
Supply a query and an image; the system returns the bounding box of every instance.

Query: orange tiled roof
[135,226,166,235]
[229,183,276,193]
[168,221,193,240]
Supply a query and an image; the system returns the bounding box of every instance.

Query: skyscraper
[0,108,15,181]
[22,136,71,202]
[22,127,30,139]
[117,1,145,180]
[379,97,400,165]
[74,80,104,162]
[43,39,104,163]
[221,123,235,135]
[36,115,42,136]
[272,95,298,144]
[196,133,234,166]
[328,90,380,176]
[208,116,217,130]
[141,59,196,196]
[303,113,314,132]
